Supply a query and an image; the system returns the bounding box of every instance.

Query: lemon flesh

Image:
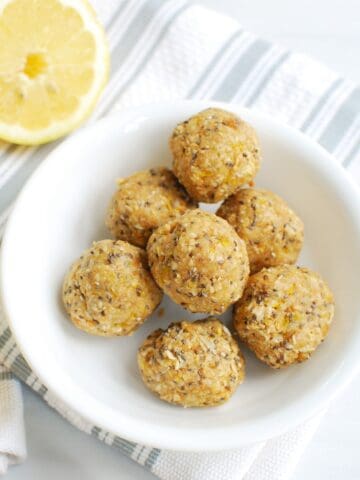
[0,0,109,145]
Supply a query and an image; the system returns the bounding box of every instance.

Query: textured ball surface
[147,209,249,314]
[63,240,163,336]
[233,265,335,368]
[138,318,245,407]
[217,188,304,273]
[171,108,261,203]
[106,167,197,248]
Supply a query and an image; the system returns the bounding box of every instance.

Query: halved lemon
[0,0,109,145]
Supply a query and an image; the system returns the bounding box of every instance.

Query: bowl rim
[2,100,360,451]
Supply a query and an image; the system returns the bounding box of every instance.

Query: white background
[7,0,360,479]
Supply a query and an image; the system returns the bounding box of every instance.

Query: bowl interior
[2,101,360,450]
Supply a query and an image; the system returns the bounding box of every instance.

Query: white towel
[0,0,359,478]
[0,367,26,475]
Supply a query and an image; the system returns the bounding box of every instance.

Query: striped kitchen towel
[0,0,359,478]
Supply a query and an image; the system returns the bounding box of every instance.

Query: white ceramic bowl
[2,101,360,451]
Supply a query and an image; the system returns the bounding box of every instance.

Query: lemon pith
[0,0,109,145]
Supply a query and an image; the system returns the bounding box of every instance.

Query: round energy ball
[170,108,261,203]
[233,265,335,368]
[63,240,163,336]
[137,318,245,407]
[217,188,304,273]
[106,167,197,248]
[147,209,250,314]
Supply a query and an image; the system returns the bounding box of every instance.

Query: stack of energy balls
[63,108,335,408]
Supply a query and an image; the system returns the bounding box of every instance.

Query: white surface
[5,0,360,478]
[5,101,360,450]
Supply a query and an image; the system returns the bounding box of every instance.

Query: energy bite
[138,318,245,407]
[63,239,163,336]
[233,265,335,368]
[147,209,249,314]
[217,188,304,273]
[106,167,197,248]
[171,108,261,203]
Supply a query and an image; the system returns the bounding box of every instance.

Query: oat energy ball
[147,209,250,314]
[106,167,197,248]
[217,188,304,273]
[63,240,163,336]
[170,108,261,203]
[233,265,335,368]
[138,318,245,407]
